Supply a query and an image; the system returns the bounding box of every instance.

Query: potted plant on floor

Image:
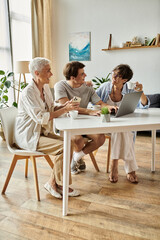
[101,107,110,122]
[0,70,14,140]
[0,69,27,140]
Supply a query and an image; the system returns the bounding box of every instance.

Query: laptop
[111,91,143,118]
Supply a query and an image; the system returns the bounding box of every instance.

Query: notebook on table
[111,91,143,118]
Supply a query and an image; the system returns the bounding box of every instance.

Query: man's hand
[64,100,80,112]
[88,109,101,116]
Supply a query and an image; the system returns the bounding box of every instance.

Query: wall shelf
[102,45,160,51]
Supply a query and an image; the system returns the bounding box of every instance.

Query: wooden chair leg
[106,137,111,173]
[1,155,18,194]
[89,152,99,172]
[44,155,54,169]
[25,158,29,178]
[93,135,111,173]
[30,156,40,201]
[93,149,98,156]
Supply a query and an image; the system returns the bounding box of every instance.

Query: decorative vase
[101,114,110,122]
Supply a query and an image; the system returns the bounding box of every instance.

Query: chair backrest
[0,107,18,147]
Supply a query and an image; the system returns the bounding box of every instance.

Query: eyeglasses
[112,71,122,79]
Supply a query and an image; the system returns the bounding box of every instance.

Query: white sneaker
[44,182,62,199]
[71,159,79,175]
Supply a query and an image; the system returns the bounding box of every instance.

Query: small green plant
[0,70,28,109]
[0,70,16,108]
[92,73,111,90]
[0,69,28,140]
[101,107,109,114]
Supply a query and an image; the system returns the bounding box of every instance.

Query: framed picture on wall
[69,32,91,61]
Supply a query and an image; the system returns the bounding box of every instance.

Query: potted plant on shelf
[92,73,111,90]
[101,107,110,122]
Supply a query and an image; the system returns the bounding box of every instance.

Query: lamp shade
[14,61,30,74]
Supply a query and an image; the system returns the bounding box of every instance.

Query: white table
[54,108,160,216]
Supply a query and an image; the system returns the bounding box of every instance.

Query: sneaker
[71,159,79,175]
[77,158,86,172]
[71,158,86,174]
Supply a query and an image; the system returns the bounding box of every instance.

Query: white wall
[52,0,160,94]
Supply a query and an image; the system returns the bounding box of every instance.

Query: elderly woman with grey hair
[14,57,80,198]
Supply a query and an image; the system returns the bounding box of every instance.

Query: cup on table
[68,110,78,119]
[127,82,136,90]
[93,105,101,110]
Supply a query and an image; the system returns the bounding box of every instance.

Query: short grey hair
[29,57,51,78]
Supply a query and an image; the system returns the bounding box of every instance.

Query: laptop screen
[113,91,143,117]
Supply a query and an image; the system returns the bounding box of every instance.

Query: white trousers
[111,132,138,173]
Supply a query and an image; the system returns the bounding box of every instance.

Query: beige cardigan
[14,80,54,151]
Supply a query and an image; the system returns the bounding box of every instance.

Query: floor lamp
[14,61,30,104]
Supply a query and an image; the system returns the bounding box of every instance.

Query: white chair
[0,107,53,201]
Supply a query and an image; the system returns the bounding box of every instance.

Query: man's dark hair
[63,61,85,80]
[113,64,133,82]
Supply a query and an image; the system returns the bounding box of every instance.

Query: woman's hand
[102,104,118,114]
[85,80,93,87]
[108,105,118,114]
[134,82,143,92]
[134,82,148,106]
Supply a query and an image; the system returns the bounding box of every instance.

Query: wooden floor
[0,134,160,240]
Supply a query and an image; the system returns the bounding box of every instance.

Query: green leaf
[92,79,97,83]
[20,82,28,89]
[2,95,8,101]
[1,76,7,83]
[0,70,5,75]
[95,77,101,81]
[99,79,103,83]
[101,107,109,114]
[106,72,111,79]
[0,84,4,89]
[4,89,8,93]
[4,80,11,88]
[12,102,18,107]
[7,72,14,77]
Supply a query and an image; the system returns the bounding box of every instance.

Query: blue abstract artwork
[69,32,91,61]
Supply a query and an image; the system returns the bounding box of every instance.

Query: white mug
[127,82,136,90]
[68,110,78,119]
[93,105,101,110]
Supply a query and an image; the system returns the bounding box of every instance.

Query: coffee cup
[127,82,136,90]
[93,105,101,110]
[68,110,78,119]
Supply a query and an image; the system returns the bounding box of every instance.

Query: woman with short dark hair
[96,64,149,183]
